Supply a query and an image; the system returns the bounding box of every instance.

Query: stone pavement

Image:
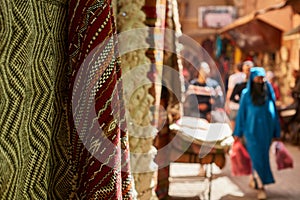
[168,142,300,200]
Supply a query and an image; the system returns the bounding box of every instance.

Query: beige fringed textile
[116,0,158,199]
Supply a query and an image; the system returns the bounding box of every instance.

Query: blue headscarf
[247,67,276,104]
[249,67,265,85]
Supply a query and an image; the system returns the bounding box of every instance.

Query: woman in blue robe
[233,67,281,199]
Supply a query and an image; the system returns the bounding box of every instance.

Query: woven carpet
[67,0,134,199]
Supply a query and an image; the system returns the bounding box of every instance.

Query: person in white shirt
[226,60,254,129]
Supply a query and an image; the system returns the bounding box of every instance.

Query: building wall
[178,0,231,18]
[178,0,233,43]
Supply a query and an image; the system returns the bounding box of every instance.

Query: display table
[169,116,233,200]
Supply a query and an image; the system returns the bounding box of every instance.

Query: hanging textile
[234,47,242,65]
[215,35,223,58]
[67,0,134,199]
[0,1,71,199]
[1,0,134,199]
[154,0,184,198]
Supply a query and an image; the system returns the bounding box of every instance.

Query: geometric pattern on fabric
[0,0,70,199]
[68,0,134,199]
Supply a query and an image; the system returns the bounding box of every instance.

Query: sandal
[257,188,267,199]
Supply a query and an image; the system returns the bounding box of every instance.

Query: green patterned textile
[0,0,71,199]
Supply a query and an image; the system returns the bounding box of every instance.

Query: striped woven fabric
[68,0,134,199]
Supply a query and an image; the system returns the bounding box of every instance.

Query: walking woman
[233,67,281,199]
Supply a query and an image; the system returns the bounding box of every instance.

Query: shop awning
[218,1,293,52]
[218,16,283,52]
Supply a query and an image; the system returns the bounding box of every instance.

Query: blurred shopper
[182,67,191,90]
[183,61,222,176]
[291,69,300,104]
[185,61,221,121]
[226,62,244,127]
[226,60,254,129]
[233,67,281,200]
[266,70,281,102]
